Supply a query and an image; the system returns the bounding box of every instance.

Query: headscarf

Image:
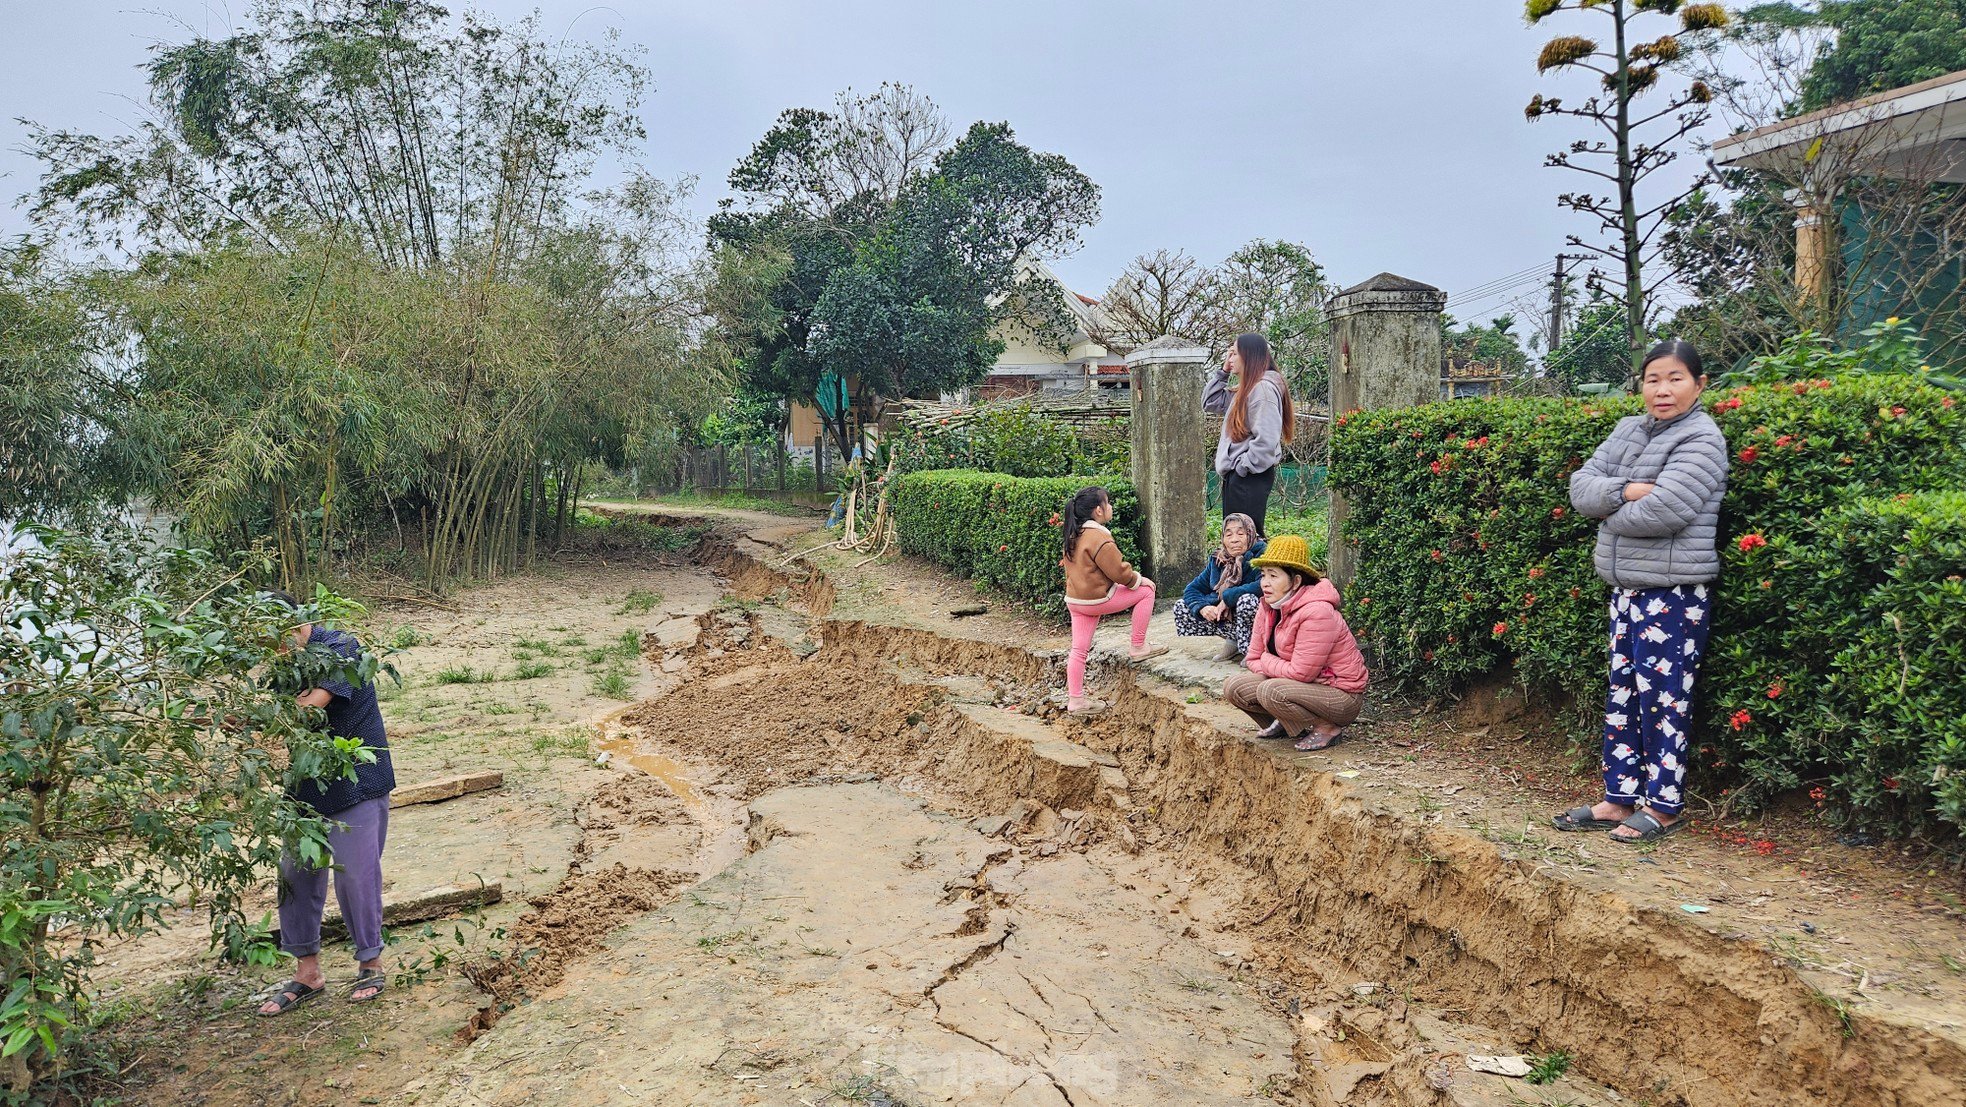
[1213,513,1257,600]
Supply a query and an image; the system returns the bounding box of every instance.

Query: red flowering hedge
[1329,376,1966,831]
[891,470,1143,619]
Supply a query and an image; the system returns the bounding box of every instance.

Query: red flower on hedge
[1738,446,1760,464]
[1737,533,1768,553]
[1767,684,1783,699]
[1774,434,1793,448]
[1551,507,1565,519]
[1492,621,1509,636]
[998,544,1008,553]
[1885,777,1901,791]
[1523,593,1538,607]
[1816,379,1833,390]
[1945,397,1957,409]
[1792,382,1809,395]
[1528,566,1545,579]
[1429,460,1443,475]
[1891,406,1908,418]
[1048,513,1061,526]
[1430,549,1445,562]
[1729,709,1753,731]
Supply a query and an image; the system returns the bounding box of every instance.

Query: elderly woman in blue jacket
[1173,512,1266,661]
[1553,340,1729,845]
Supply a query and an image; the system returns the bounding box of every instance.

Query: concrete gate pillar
[1325,273,1447,591]
[1126,335,1211,589]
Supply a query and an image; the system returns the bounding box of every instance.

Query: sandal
[1610,810,1689,844]
[1553,805,1627,832]
[1127,645,1168,664]
[256,979,325,1017]
[1292,729,1343,752]
[1255,721,1286,740]
[348,968,387,1003]
[1064,696,1106,716]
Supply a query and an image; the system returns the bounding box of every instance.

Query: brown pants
[1223,671,1365,734]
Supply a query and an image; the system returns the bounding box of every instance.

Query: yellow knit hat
[1249,534,1322,580]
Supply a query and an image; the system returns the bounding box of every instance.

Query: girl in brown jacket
[1060,486,1165,713]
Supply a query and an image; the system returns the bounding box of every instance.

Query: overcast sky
[0,1,1718,334]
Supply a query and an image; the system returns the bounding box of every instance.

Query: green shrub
[895,404,1128,478]
[1814,493,1966,830]
[1330,375,1966,831]
[891,470,1144,618]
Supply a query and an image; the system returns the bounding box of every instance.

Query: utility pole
[1549,253,1571,352]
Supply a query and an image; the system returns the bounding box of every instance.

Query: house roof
[1712,69,1966,184]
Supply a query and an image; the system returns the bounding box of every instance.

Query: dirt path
[90,510,1966,1107]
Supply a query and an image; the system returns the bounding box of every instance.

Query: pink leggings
[1066,582,1156,697]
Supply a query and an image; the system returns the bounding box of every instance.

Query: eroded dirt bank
[501,512,1966,1107]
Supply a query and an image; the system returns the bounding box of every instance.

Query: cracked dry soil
[398,518,1966,1107]
[413,601,1303,1106]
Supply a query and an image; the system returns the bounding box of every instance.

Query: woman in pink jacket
[1221,534,1370,750]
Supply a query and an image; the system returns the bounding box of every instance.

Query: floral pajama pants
[1172,593,1259,654]
[1602,583,1711,816]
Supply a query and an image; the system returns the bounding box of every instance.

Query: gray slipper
[1611,810,1689,844]
[1553,805,1625,832]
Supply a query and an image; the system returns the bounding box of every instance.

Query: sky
[0,1,1720,337]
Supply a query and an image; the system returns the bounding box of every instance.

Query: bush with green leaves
[895,404,1128,478]
[891,470,1143,618]
[1330,375,1966,832]
[0,529,377,1094]
[1719,317,1965,390]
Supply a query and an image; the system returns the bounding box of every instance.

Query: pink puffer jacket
[1244,578,1369,692]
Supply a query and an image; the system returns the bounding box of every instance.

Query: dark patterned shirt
[288,627,395,817]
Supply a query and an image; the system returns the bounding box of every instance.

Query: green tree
[1093,239,1334,402]
[1790,0,1966,110]
[1211,240,1335,401]
[1525,0,1729,371]
[1546,297,1636,388]
[709,88,1099,461]
[0,530,375,1094]
[27,0,647,272]
[0,245,132,523]
[23,5,710,586]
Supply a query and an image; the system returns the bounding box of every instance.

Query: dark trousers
[277,795,390,962]
[1221,466,1278,536]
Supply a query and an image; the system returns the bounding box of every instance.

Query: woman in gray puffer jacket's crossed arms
[1553,339,1730,846]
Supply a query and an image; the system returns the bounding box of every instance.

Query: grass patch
[513,660,556,680]
[389,625,428,649]
[593,666,632,699]
[529,729,591,759]
[433,665,494,685]
[617,589,663,615]
[1525,1050,1571,1085]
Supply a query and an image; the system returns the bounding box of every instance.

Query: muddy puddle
[596,701,704,809]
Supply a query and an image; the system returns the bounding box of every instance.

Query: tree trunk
[1613,1,1646,378]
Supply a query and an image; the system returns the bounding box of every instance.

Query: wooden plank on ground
[391,770,504,808]
[321,881,504,940]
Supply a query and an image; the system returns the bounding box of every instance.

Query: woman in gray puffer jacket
[1553,340,1729,845]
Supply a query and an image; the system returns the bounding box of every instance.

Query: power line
[1448,264,1548,304]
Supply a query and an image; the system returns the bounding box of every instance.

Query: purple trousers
[278,795,390,962]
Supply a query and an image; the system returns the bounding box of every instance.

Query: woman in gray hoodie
[1553,339,1729,845]
[1204,333,1295,536]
